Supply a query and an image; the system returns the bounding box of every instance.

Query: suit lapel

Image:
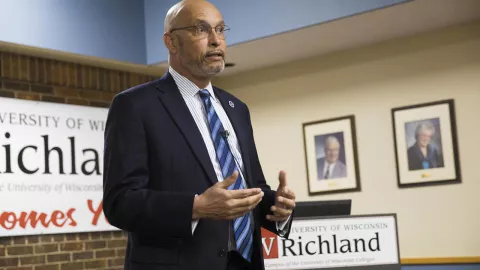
[155,72,218,186]
[213,87,253,188]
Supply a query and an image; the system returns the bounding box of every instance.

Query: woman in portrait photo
[407,121,444,170]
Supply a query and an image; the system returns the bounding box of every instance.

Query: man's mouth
[205,51,224,60]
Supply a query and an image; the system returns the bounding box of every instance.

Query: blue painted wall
[144,0,179,65]
[0,0,410,65]
[0,0,147,64]
[403,265,480,270]
[143,0,410,64]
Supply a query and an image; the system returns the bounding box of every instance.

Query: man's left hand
[267,170,296,222]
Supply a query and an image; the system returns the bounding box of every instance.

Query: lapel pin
[229,101,234,108]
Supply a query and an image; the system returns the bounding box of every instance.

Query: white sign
[0,97,117,236]
[261,215,399,269]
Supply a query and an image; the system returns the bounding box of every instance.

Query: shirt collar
[325,160,336,167]
[169,66,216,101]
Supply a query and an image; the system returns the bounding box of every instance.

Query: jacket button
[218,249,226,257]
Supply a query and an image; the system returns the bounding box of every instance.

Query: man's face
[417,130,433,147]
[325,141,340,164]
[174,4,226,78]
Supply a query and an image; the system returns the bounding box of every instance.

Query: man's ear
[163,33,177,54]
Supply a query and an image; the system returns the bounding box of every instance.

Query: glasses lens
[218,26,229,39]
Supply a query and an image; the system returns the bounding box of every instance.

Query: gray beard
[182,58,225,78]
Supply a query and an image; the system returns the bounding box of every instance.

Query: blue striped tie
[198,89,253,262]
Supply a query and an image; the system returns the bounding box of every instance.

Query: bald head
[162,0,226,86]
[164,0,221,33]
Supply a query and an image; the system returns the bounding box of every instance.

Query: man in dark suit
[316,136,347,180]
[102,1,296,270]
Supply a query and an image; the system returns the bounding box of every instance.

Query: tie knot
[198,89,210,100]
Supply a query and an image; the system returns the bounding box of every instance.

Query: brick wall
[0,51,157,105]
[0,50,159,270]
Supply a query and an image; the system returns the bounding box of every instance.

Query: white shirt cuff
[276,214,291,237]
[192,219,199,235]
[192,194,199,235]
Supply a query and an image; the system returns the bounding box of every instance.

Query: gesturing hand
[267,170,296,222]
[193,171,264,220]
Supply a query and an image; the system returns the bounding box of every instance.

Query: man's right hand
[192,171,264,220]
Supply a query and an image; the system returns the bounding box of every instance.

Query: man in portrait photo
[406,120,444,171]
[316,135,347,180]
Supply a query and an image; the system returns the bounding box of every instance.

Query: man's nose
[209,31,221,46]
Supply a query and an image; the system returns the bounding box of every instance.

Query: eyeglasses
[170,23,230,40]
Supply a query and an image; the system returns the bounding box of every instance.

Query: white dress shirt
[168,67,289,236]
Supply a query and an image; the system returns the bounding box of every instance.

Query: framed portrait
[391,99,461,188]
[302,115,361,195]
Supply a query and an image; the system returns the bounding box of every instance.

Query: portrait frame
[302,115,361,195]
[391,99,461,188]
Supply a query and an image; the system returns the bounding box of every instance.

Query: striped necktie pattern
[198,89,253,262]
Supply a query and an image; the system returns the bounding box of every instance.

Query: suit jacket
[407,143,444,171]
[316,157,347,180]
[103,71,293,270]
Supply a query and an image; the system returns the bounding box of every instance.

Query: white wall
[215,21,480,258]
